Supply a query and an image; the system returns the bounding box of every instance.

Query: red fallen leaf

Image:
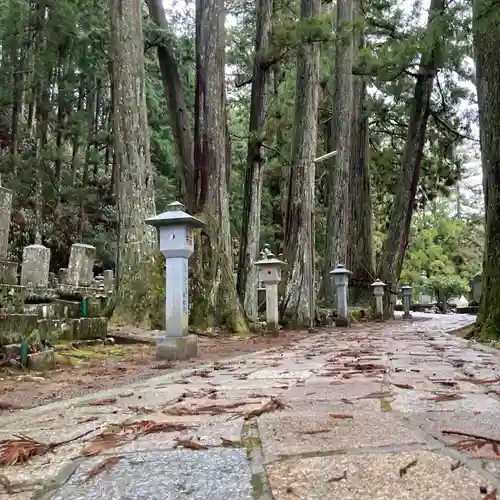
[483,489,497,499]
[329,413,354,419]
[87,398,117,406]
[392,383,414,389]
[426,394,463,402]
[173,437,208,450]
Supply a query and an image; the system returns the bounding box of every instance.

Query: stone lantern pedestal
[146,201,205,360]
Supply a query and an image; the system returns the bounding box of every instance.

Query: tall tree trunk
[376,0,445,318]
[345,0,374,305]
[145,0,195,210]
[110,0,158,325]
[236,0,272,321]
[191,0,248,333]
[279,0,320,326]
[473,0,500,339]
[319,0,354,304]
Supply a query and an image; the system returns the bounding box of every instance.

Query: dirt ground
[0,329,310,412]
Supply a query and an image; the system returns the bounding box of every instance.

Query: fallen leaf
[220,437,241,447]
[399,458,418,477]
[301,429,331,435]
[174,379,190,384]
[426,394,463,402]
[192,370,213,378]
[1,429,96,465]
[329,413,354,420]
[81,420,189,456]
[483,489,497,500]
[173,438,208,450]
[457,376,500,386]
[358,391,393,400]
[327,471,347,482]
[87,398,117,406]
[341,398,353,405]
[86,456,122,480]
[392,383,414,389]
[128,406,155,414]
[76,416,99,424]
[244,398,288,420]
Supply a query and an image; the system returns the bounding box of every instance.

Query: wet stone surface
[6,313,500,499]
[50,449,253,500]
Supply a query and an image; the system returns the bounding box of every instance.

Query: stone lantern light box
[145,201,205,361]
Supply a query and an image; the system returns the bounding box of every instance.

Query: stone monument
[67,243,96,286]
[254,246,286,332]
[146,201,205,360]
[330,264,351,327]
[20,244,50,287]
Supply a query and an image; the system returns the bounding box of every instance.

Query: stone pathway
[2,313,500,499]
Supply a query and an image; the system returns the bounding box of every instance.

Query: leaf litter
[0,428,96,466]
[81,420,190,457]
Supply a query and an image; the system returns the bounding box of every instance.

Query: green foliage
[400,200,483,300]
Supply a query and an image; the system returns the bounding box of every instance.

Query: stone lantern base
[156,334,198,361]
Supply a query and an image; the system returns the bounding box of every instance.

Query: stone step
[22,297,110,319]
[0,314,108,345]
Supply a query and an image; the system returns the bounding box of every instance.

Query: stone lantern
[146,201,205,360]
[401,285,413,319]
[371,279,386,319]
[330,264,351,327]
[254,248,285,332]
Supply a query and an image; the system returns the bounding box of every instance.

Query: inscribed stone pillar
[21,244,50,287]
[0,187,13,259]
[67,244,96,286]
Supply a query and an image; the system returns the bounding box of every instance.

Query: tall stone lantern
[145,201,205,360]
[401,285,413,319]
[254,248,285,332]
[371,279,386,319]
[330,264,351,327]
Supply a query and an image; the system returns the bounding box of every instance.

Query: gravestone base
[156,334,198,361]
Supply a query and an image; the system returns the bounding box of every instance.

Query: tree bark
[346,0,374,305]
[191,0,248,333]
[236,0,272,321]
[279,0,320,326]
[145,0,195,211]
[319,0,354,304]
[110,0,158,325]
[472,0,500,339]
[376,0,445,318]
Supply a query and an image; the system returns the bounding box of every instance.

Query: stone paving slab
[266,450,494,500]
[258,412,425,462]
[50,449,253,500]
[4,313,500,499]
[390,389,500,413]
